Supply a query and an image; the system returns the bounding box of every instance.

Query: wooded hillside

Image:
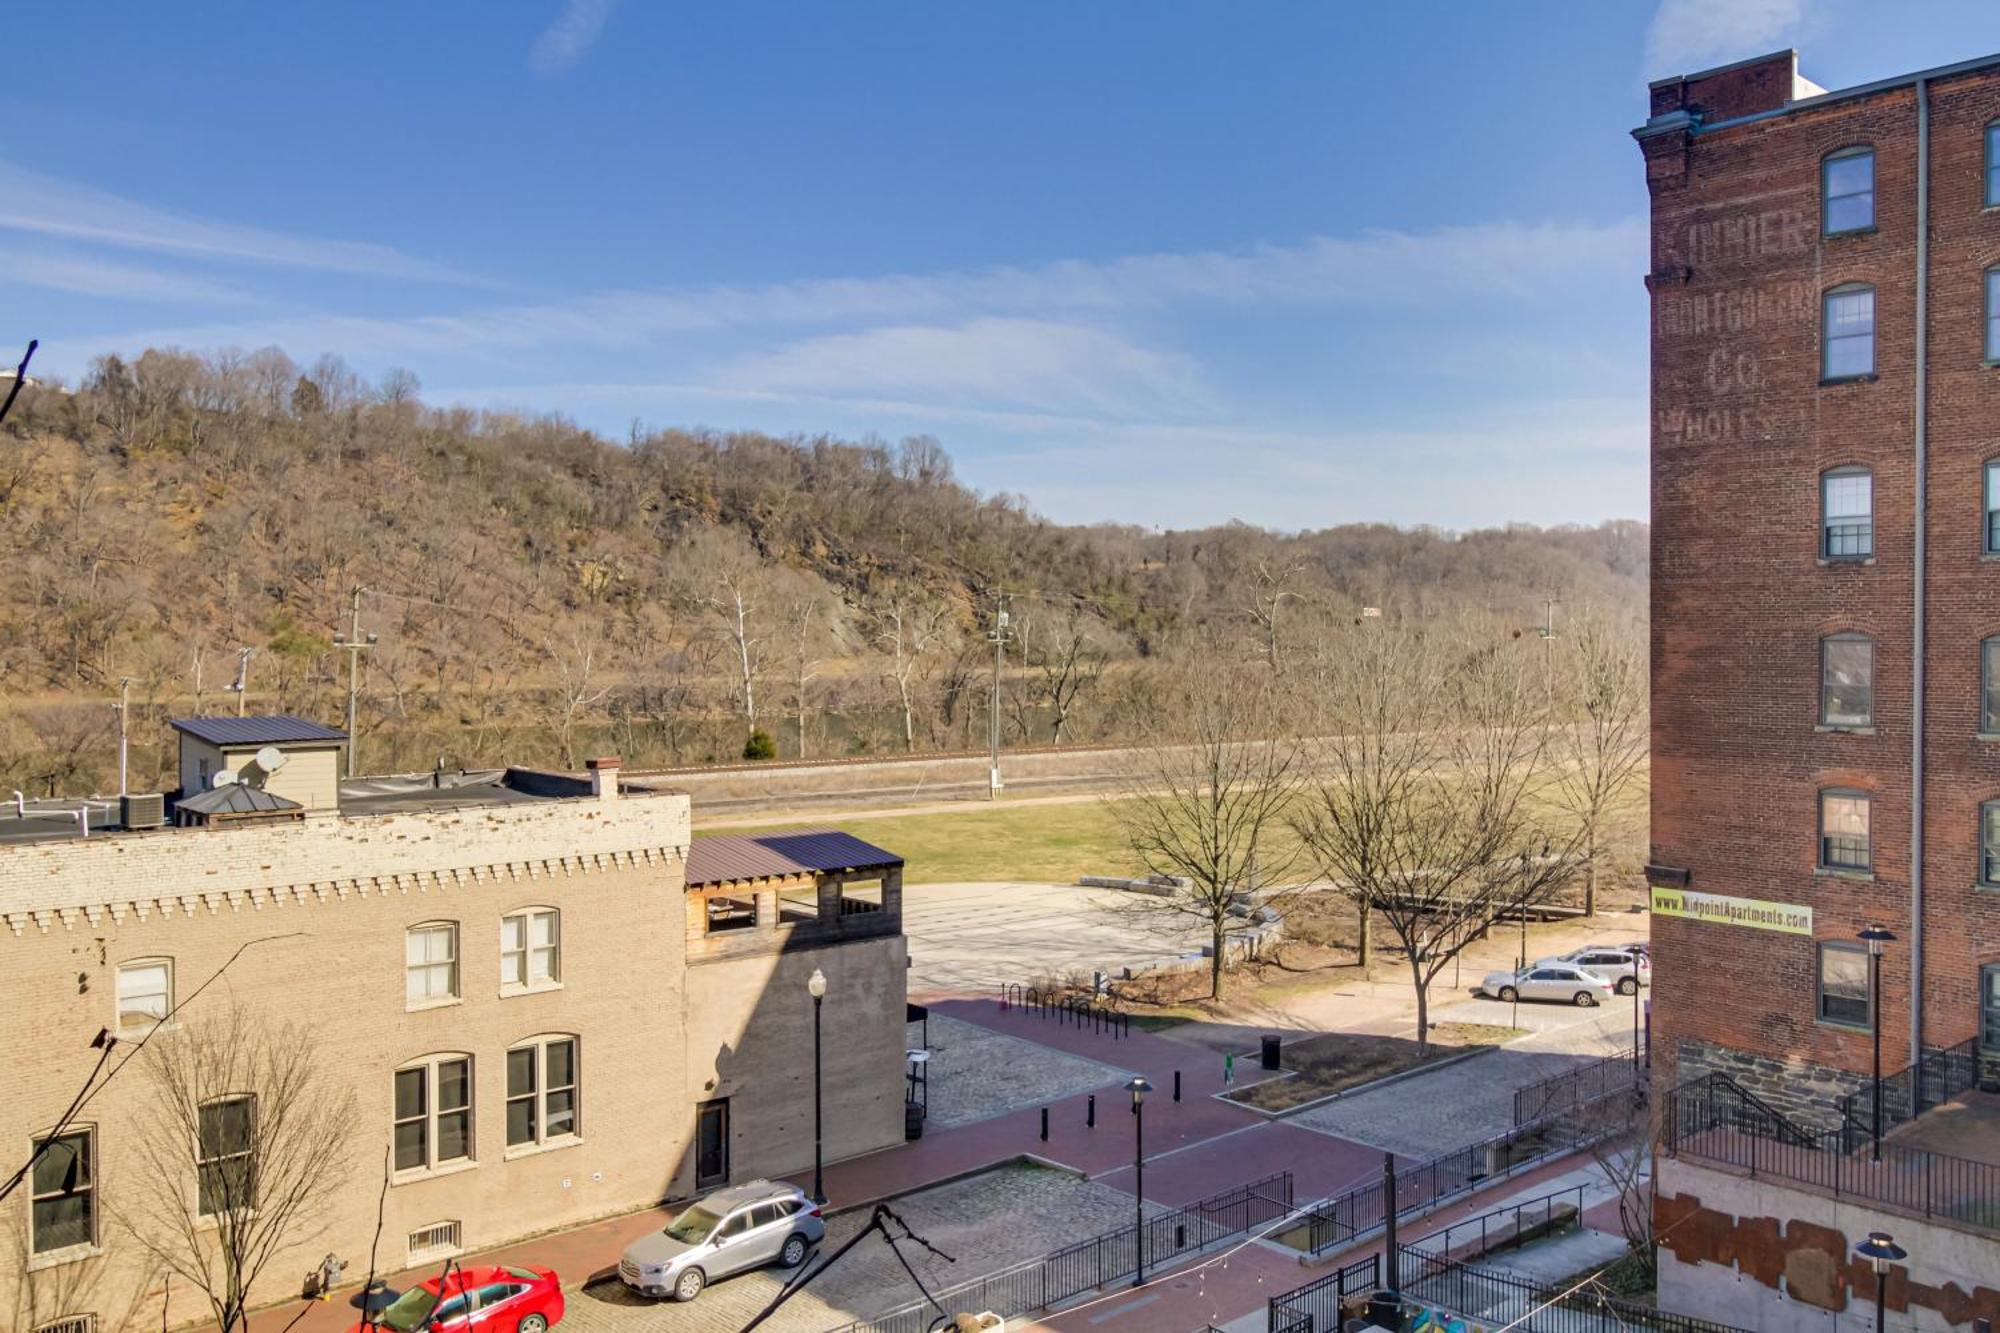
[0,348,1646,793]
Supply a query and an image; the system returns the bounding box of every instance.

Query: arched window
[405,922,459,1006]
[1983,637,2000,735]
[395,1054,474,1173]
[1986,120,2000,207]
[1820,633,1874,727]
[506,1035,580,1148]
[500,907,561,992]
[1823,147,1876,234]
[1819,788,1872,871]
[1821,466,1873,558]
[1823,284,1876,380]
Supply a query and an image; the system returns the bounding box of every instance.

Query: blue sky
[6,2,1998,531]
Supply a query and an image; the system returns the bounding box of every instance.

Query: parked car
[620,1179,825,1302]
[1534,946,1651,994]
[1478,963,1616,1007]
[356,1264,564,1333]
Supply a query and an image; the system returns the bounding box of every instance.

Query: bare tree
[870,592,954,753]
[117,1004,356,1332]
[539,627,613,769]
[1025,605,1107,745]
[783,595,830,759]
[1105,658,1305,1000]
[1246,557,1307,675]
[1550,614,1648,916]
[1291,616,1582,1054]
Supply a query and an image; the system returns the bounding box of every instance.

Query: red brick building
[1639,48,2000,1330]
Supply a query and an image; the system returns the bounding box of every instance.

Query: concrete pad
[904,882,1206,995]
[911,1013,1135,1130]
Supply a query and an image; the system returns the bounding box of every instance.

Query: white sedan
[1478,963,1616,1007]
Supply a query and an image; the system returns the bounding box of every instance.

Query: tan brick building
[1,722,908,1333]
[1638,48,2000,1330]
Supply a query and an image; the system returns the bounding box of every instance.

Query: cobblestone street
[556,1162,1142,1333]
[911,1013,1135,1130]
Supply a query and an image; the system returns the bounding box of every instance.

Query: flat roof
[1644,48,2000,138]
[686,830,903,887]
[171,715,349,746]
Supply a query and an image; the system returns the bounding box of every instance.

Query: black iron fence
[826,1171,1293,1333]
[1835,1035,1989,1143]
[997,982,1131,1039]
[1266,1253,1379,1332]
[1667,1072,2000,1235]
[1394,1247,1750,1333]
[1401,1184,1586,1266]
[1293,1089,1633,1258]
[1513,1046,1644,1126]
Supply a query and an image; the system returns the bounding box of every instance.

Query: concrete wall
[1656,1155,2000,1330]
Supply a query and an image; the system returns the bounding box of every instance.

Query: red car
[353,1264,564,1333]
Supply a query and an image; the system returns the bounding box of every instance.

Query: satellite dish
[253,745,286,774]
[212,769,240,789]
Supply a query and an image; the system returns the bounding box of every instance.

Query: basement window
[1823,147,1875,234]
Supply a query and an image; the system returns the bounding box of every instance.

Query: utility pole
[114,677,133,796]
[986,595,1011,800]
[229,647,253,717]
[334,586,376,777]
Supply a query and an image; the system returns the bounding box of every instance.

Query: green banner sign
[1650,887,1812,935]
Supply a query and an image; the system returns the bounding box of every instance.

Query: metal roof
[170,715,349,747]
[685,830,903,887]
[174,783,303,816]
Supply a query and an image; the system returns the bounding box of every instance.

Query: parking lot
[556,1162,1143,1332]
[903,882,1205,994]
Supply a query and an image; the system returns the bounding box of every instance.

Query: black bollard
[1087,1095,1096,1128]
[1173,1070,1181,1102]
[1040,1106,1049,1141]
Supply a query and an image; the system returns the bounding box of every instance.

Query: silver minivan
[618,1180,824,1302]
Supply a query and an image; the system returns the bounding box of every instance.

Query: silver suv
[619,1180,824,1302]
[1535,946,1651,995]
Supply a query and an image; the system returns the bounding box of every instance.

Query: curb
[1215,1044,1499,1121]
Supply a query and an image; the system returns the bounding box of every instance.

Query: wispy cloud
[0,249,253,304]
[0,159,484,285]
[531,0,618,74]
[711,318,1214,417]
[86,218,1645,362]
[1643,0,1807,79]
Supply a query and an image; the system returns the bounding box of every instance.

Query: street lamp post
[1854,1231,1906,1333]
[1859,925,1896,1162]
[808,968,827,1204]
[1126,1076,1152,1288]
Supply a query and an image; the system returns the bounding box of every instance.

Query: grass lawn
[722,797,1153,884]
[1225,1027,1519,1113]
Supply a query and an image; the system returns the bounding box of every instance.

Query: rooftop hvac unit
[121,792,166,830]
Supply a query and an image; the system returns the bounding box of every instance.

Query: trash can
[904,1100,925,1140]
[1364,1290,1405,1329]
[1261,1034,1282,1071]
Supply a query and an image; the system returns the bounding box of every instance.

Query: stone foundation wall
[1676,1037,1872,1130]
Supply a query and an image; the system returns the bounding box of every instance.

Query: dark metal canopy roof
[174,783,304,816]
[686,830,903,887]
[170,715,349,747]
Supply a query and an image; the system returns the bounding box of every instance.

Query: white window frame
[500,907,561,993]
[115,957,173,1035]
[1823,283,1876,381]
[29,1127,95,1258]
[394,1054,475,1175]
[405,922,460,1007]
[505,1035,580,1151]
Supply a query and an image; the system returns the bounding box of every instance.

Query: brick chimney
[585,756,622,802]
